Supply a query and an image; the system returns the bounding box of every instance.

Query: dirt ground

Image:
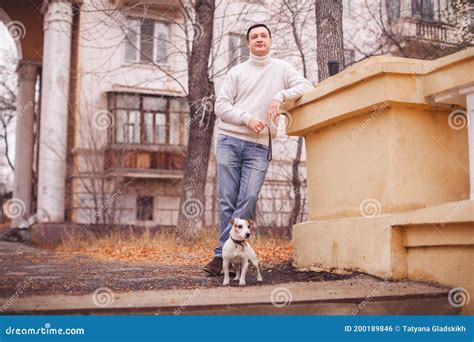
[0,240,354,298]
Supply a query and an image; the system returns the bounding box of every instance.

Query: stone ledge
[0,275,457,316]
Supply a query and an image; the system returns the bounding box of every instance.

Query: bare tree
[176,0,216,239]
[315,0,345,80]
[0,55,18,171]
[272,0,316,228]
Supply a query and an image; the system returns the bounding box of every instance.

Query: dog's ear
[247,219,256,227]
[229,218,236,225]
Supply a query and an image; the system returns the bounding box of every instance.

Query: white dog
[222,218,263,286]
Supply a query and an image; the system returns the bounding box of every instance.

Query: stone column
[36,0,73,222]
[11,62,38,227]
[459,86,474,197]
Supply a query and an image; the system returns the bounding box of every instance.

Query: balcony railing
[392,17,455,44]
[415,20,448,42]
[104,143,186,178]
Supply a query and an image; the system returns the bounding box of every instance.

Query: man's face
[247,26,271,56]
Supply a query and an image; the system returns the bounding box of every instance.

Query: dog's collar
[231,237,246,250]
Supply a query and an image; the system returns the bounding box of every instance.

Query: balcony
[391,17,456,45]
[103,143,186,179]
[103,92,189,179]
[415,19,448,41]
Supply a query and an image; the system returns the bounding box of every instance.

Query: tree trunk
[289,0,344,228]
[288,136,303,227]
[176,0,216,240]
[291,0,344,227]
[287,8,306,229]
[315,0,345,81]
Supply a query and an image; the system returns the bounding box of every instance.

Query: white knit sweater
[215,52,313,145]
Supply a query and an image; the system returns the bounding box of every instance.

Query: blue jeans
[214,134,270,257]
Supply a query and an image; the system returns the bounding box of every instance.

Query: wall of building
[3,0,467,229]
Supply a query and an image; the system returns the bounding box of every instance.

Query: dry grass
[54,228,292,265]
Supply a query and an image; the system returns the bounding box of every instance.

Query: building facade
[0,0,470,231]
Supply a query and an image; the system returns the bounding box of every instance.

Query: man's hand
[248,117,267,133]
[267,99,282,124]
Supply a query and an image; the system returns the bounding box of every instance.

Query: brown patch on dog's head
[229,218,240,233]
[246,219,256,228]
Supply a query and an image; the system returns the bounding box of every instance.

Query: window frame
[343,49,355,67]
[386,0,401,22]
[228,33,250,68]
[411,0,435,21]
[124,17,171,66]
[107,92,189,146]
[343,0,352,16]
[136,195,154,221]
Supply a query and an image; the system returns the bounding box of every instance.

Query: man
[203,23,313,276]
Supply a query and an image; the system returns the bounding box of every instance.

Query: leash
[265,124,272,162]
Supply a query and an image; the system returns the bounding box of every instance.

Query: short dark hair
[246,24,271,41]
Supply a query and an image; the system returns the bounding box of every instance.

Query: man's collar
[248,52,272,66]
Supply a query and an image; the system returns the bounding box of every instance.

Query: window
[344,49,355,67]
[386,0,401,22]
[228,33,249,68]
[137,196,154,221]
[411,0,434,21]
[108,93,189,145]
[125,18,171,64]
[343,0,351,16]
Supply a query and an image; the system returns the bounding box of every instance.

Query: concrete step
[0,274,460,315]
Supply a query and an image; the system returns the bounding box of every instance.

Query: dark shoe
[203,257,223,276]
[203,257,237,277]
[228,265,236,278]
